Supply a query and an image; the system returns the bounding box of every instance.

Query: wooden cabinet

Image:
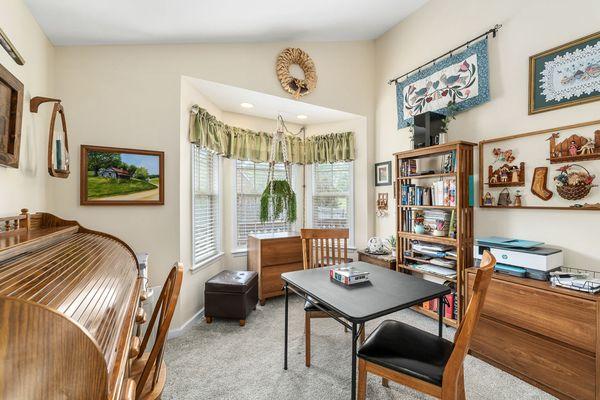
[247,232,303,305]
[467,269,599,400]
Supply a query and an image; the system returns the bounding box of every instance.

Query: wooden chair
[357,251,496,400]
[130,263,183,400]
[301,228,364,368]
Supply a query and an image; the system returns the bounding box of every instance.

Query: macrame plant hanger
[260,115,299,227]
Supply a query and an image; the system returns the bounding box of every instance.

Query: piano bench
[204,270,258,327]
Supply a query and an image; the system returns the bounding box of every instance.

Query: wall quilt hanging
[276,48,317,99]
[395,38,490,128]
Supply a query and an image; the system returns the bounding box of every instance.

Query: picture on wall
[529,31,600,114]
[80,145,164,205]
[375,161,392,186]
[0,62,23,168]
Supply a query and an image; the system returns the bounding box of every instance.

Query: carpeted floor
[163,295,556,400]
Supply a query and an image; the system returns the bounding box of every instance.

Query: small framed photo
[529,31,600,114]
[375,161,392,186]
[80,145,164,205]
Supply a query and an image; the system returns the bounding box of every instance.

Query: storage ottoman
[205,270,258,326]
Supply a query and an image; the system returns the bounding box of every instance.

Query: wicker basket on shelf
[554,164,597,201]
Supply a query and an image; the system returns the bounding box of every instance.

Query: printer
[473,237,563,281]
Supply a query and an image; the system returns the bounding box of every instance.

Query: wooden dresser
[247,232,303,305]
[0,210,144,400]
[467,268,599,400]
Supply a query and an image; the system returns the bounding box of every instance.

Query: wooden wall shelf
[479,120,600,211]
[395,141,475,326]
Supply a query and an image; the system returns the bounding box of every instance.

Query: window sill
[190,252,224,273]
[231,248,247,257]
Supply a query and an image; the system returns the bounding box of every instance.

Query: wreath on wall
[276,48,317,99]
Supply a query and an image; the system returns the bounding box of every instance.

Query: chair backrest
[136,263,184,398]
[300,228,349,269]
[442,251,495,395]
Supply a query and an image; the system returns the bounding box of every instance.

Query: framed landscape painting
[529,31,600,114]
[80,145,164,205]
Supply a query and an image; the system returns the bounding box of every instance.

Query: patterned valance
[189,105,355,164]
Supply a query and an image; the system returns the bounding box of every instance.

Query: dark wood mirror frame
[30,96,70,178]
[0,63,24,168]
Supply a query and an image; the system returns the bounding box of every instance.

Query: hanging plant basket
[554,164,597,201]
[260,180,297,223]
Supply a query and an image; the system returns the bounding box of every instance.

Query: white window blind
[311,162,353,232]
[236,160,292,249]
[192,145,219,265]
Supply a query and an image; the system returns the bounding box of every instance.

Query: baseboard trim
[168,308,204,339]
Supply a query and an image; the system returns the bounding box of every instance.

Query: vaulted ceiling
[25,0,428,45]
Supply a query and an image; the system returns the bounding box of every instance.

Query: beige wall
[53,43,375,327]
[374,0,600,269]
[0,0,54,215]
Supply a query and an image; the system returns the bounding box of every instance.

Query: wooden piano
[0,209,145,400]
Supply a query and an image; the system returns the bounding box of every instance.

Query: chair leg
[360,324,365,344]
[381,378,389,388]
[357,358,367,400]
[305,313,311,367]
[457,367,466,400]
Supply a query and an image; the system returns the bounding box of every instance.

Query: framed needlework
[529,31,600,114]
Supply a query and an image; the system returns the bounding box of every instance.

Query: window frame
[232,161,298,254]
[306,161,355,247]
[191,145,223,271]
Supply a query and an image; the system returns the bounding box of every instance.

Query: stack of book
[330,266,370,285]
[423,209,452,231]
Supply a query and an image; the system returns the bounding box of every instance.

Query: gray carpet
[163,295,556,399]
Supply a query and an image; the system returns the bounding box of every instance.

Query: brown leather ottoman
[204,270,258,326]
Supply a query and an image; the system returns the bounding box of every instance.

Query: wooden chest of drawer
[467,269,600,400]
[247,232,303,305]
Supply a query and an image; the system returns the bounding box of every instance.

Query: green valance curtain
[189,105,355,164]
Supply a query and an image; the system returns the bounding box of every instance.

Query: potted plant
[386,235,397,257]
[260,179,297,223]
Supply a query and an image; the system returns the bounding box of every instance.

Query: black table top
[281,261,451,323]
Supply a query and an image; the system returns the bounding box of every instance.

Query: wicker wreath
[276,48,317,98]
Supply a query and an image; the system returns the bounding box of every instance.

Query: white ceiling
[25,0,428,45]
[185,77,361,125]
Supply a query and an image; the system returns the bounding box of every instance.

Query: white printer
[473,237,563,280]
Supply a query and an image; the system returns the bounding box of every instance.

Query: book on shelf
[401,180,455,207]
[408,263,456,278]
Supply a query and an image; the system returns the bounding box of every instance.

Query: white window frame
[306,161,355,247]
[232,161,299,254]
[191,145,223,271]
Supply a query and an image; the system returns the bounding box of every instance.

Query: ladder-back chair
[300,228,364,368]
[131,263,183,400]
[357,251,496,400]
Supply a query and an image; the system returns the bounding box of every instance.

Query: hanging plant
[260,179,297,223]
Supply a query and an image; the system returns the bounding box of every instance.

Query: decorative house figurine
[483,192,494,206]
[547,130,600,163]
[488,162,525,187]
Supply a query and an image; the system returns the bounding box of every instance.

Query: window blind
[192,145,219,265]
[236,160,292,249]
[312,162,352,230]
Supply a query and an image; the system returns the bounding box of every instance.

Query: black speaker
[413,111,444,148]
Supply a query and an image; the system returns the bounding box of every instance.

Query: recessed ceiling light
[297,114,308,120]
[240,102,254,109]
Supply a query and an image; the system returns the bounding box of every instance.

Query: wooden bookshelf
[394,141,475,326]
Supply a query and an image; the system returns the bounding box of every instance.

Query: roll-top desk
[0,209,144,400]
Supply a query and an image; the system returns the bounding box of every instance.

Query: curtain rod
[387,24,502,85]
